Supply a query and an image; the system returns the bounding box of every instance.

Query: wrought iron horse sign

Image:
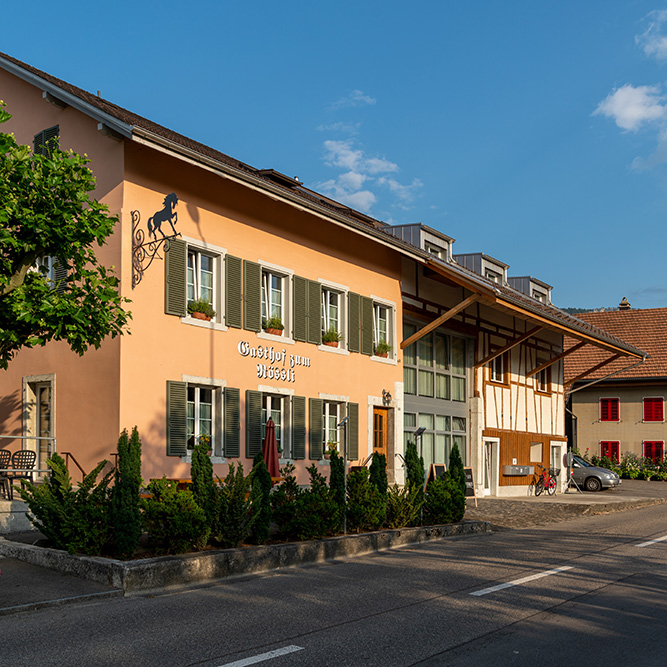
[131,193,181,288]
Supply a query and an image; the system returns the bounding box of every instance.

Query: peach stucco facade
[0,64,406,485]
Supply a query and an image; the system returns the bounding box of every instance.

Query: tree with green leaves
[0,102,130,369]
[404,441,425,525]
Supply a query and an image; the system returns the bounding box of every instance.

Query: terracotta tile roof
[564,308,666,382]
[0,51,387,232]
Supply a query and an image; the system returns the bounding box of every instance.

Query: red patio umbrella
[262,418,280,478]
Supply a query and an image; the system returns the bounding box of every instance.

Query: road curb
[0,520,491,594]
[0,589,125,617]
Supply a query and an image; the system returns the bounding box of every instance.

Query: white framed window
[262,394,287,457]
[187,385,214,451]
[261,268,289,333]
[484,269,501,283]
[322,288,341,335]
[35,256,56,283]
[373,303,389,347]
[322,401,342,449]
[490,355,505,383]
[187,250,215,305]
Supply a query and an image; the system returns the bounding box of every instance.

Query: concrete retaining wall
[0,499,34,534]
[0,521,490,593]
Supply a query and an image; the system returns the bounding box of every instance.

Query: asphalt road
[3,503,667,666]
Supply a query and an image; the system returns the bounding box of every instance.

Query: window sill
[371,354,396,365]
[181,316,228,332]
[318,344,349,355]
[488,379,509,387]
[181,454,227,463]
[258,331,295,345]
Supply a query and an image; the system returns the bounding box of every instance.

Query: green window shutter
[225,256,243,328]
[293,275,308,342]
[348,292,361,353]
[165,238,187,317]
[244,260,262,332]
[347,402,359,461]
[361,296,374,356]
[166,381,187,457]
[34,125,59,157]
[53,258,68,295]
[292,396,306,460]
[246,390,263,458]
[224,387,240,457]
[307,280,322,345]
[309,398,323,460]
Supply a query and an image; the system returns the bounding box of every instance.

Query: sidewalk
[464,479,667,529]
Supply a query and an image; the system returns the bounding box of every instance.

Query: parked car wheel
[585,476,602,492]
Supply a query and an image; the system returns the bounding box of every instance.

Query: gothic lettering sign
[237,341,312,384]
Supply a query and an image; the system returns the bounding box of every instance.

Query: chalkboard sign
[464,466,477,507]
[426,464,447,485]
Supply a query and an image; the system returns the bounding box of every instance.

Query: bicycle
[534,464,559,496]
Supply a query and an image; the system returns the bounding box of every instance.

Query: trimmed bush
[329,448,346,512]
[404,441,425,523]
[346,468,386,532]
[249,452,272,545]
[212,463,258,548]
[21,453,113,555]
[369,452,388,497]
[112,427,143,559]
[142,478,209,554]
[191,438,215,529]
[424,473,465,524]
[385,484,422,529]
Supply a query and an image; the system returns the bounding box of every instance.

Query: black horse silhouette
[147,193,179,239]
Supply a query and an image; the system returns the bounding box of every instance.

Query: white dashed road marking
[635,534,667,548]
[218,645,304,667]
[469,566,574,596]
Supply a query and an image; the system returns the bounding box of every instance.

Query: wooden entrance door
[373,407,388,458]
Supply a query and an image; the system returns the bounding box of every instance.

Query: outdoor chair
[0,449,11,500]
[4,450,37,500]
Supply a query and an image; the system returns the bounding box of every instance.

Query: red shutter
[600,398,619,421]
[600,441,619,463]
[643,398,664,422]
[644,441,664,463]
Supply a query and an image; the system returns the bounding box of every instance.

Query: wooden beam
[400,294,480,349]
[526,341,587,378]
[565,354,621,386]
[475,326,543,368]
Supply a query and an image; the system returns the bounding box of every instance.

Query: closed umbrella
[262,418,280,478]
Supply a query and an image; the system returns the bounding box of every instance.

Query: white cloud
[377,177,424,207]
[318,176,377,212]
[636,10,667,61]
[316,121,362,135]
[330,90,377,110]
[323,140,398,175]
[593,84,666,131]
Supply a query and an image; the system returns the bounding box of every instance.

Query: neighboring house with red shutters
[564,302,667,463]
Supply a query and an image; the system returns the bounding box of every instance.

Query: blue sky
[3,1,667,309]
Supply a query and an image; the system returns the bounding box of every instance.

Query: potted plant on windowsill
[188,298,216,321]
[323,442,338,460]
[322,325,342,348]
[374,340,391,358]
[263,315,284,336]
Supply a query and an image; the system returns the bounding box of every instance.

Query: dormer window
[424,241,444,259]
[484,269,501,284]
[532,290,546,303]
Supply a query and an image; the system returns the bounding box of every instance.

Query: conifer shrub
[20,453,114,555]
[273,465,340,540]
[448,443,466,498]
[328,448,346,513]
[369,452,388,497]
[112,427,143,559]
[249,452,272,545]
[346,468,386,532]
[404,440,425,523]
[423,473,465,524]
[141,478,209,554]
[211,463,258,548]
[385,484,422,529]
[270,462,301,532]
[190,437,215,530]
